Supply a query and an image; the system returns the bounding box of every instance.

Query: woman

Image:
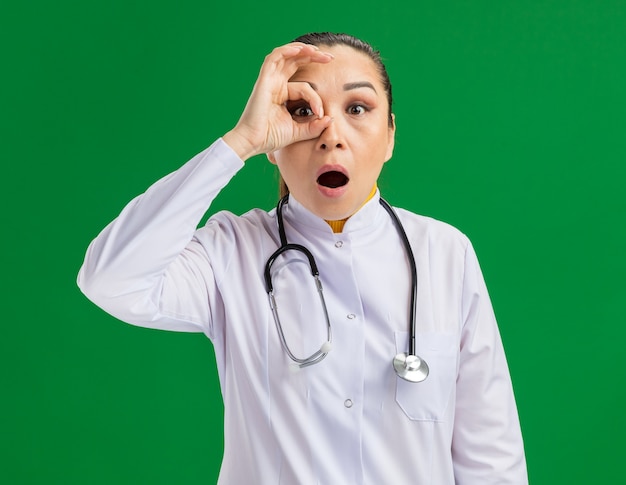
[78,32,528,484]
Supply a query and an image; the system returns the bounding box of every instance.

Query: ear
[384,113,396,162]
[267,151,277,165]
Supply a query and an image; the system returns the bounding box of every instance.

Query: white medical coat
[78,139,528,484]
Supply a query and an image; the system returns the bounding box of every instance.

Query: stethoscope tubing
[264,195,426,380]
[378,198,418,357]
[264,203,333,367]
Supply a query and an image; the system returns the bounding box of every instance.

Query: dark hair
[280,32,394,198]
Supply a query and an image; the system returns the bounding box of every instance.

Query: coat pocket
[394,332,458,422]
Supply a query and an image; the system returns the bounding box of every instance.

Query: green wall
[2,1,624,483]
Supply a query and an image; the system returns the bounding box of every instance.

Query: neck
[325,186,377,233]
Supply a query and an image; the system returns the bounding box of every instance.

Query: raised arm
[77,43,335,333]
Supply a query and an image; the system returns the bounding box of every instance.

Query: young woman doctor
[78,33,528,484]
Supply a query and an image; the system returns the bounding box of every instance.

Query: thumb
[293,116,333,143]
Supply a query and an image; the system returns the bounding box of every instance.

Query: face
[268,45,395,221]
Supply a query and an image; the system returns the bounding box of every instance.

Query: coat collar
[280,191,385,236]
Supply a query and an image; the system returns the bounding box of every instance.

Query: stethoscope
[264,195,429,383]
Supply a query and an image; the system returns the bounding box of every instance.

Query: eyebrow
[343,81,377,93]
[305,81,377,93]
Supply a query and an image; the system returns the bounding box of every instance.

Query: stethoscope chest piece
[393,352,429,383]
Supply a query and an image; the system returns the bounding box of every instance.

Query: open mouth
[317,171,349,188]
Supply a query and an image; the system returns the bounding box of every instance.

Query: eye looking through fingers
[286,101,315,122]
[285,81,324,121]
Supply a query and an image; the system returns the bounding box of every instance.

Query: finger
[285,45,335,67]
[276,43,305,58]
[260,43,333,82]
[291,43,335,61]
[286,81,324,119]
[277,42,334,61]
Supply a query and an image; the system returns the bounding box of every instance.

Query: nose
[317,116,344,150]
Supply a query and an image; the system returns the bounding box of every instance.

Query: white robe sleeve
[77,138,244,334]
[452,242,528,484]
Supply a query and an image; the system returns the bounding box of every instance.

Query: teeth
[317,171,348,188]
